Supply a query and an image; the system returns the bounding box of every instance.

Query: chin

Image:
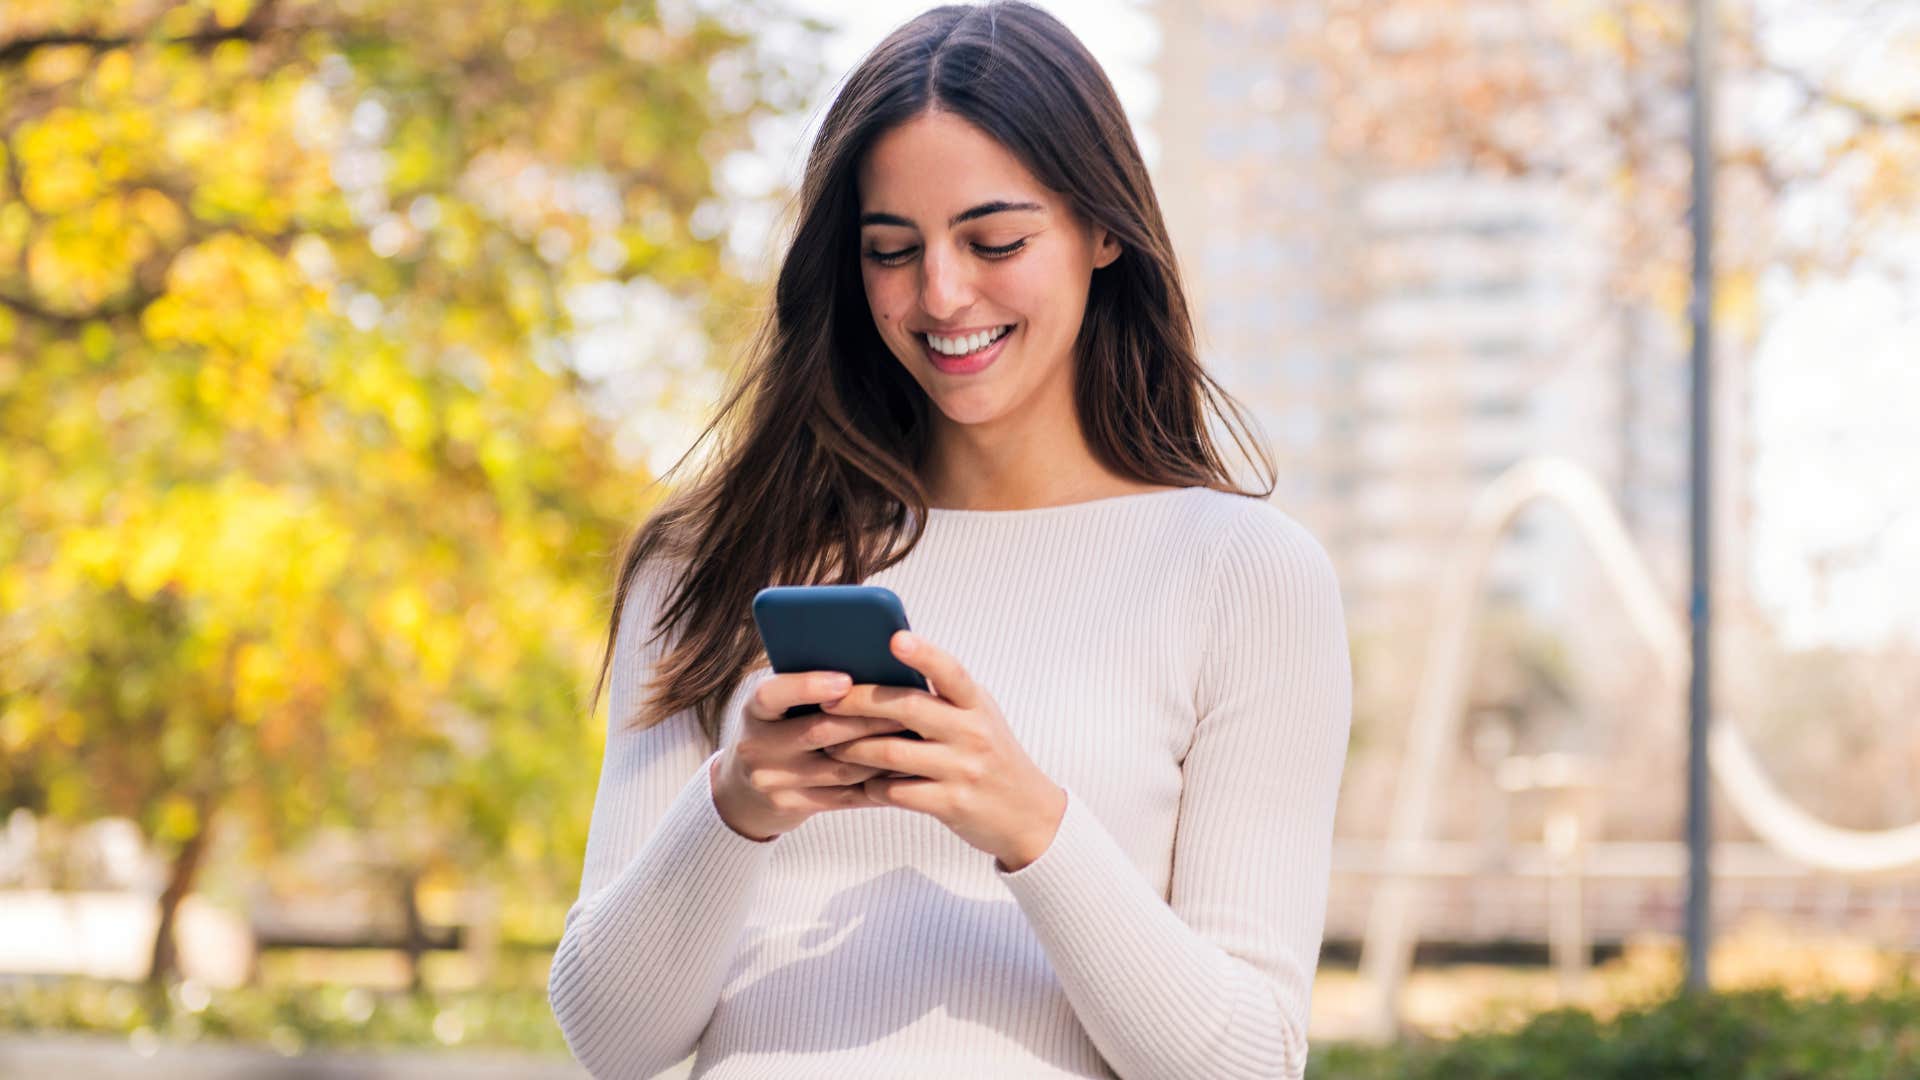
[916,382,995,422]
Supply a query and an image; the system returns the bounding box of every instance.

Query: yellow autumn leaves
[0,0,826,945]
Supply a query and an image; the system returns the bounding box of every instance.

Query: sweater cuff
[695,747,783,848]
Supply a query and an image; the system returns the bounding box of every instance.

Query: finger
[793,714,908,752]
[793,757,892,788]
[889,631,984,710]
[744,670,854,722]
[862,773,938,812]
[742,753,887,790]
[819,684,948,741]
[789,783,885,811]
[823,732,949,779]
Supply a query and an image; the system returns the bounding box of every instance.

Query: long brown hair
[590,0,1276,744]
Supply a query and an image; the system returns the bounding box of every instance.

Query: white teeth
[926,325,1010,356]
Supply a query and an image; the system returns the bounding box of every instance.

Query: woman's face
[856,109,1120,431]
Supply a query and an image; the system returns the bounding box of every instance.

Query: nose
[918,241,974,322]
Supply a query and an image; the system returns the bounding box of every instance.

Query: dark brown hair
[589,0,1275,745]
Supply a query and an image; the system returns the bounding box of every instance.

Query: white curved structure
[1355,456,1920,1040]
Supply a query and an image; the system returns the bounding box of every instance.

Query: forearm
[549,750,778,1077]
[997,788,1312,1080]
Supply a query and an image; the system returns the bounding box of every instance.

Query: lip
[921,325,1013,375]
[917,323,1006,336]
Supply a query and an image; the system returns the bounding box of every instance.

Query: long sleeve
[547,559,781,1079]
[992,509,1354,1079]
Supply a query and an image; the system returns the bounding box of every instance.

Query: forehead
[856,111,1048,216]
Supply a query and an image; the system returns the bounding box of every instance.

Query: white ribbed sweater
[547,486,1353,1079]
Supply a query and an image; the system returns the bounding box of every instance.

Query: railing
[1354,457,1920,1040]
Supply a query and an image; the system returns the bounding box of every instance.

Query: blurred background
[1,0,1916,1075]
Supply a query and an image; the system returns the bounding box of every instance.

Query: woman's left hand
[819,630,1067,872]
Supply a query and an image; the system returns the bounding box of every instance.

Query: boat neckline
[922,485,1211,519]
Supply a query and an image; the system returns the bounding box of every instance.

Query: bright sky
[1751,270,1920,650]
[1745,0,1920,650]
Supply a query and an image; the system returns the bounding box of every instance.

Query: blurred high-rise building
[1151,0,1707,651]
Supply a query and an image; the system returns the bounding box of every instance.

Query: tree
[1298,0,1919,848]
[1304,0,1918,330]
[0,0,828,985]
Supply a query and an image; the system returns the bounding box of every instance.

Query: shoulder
[1185,489,1341,597]
[615,555,694,659]
[612,498,703,646]
[1186,491,1350,714]
[1183,490,1346,673]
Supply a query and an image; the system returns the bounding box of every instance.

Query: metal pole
[1684,0,1716,995]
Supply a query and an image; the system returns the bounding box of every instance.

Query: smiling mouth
[919,325,1014,357]
[919,324,1014,374]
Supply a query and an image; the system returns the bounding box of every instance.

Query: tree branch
[0,0,296,67]
[0,286,157,330]
[1763,60,1920,129]
[0,187,342,331]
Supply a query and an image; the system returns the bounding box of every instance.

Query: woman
[547,3,1352,1077]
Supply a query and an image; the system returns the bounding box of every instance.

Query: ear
[1092,225,1122,270]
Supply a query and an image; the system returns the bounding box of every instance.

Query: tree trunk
[146,806,214,987]
[400,869,427,993]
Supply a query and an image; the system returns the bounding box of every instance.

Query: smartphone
[751,584,928,738]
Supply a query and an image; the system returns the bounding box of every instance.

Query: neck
[922,416,1158,512]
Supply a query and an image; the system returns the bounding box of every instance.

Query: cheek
[996,258,1066,327]
[865,278,914,334]
[1001,260,1089,388]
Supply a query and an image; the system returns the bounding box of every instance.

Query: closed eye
[864,238,1029,267]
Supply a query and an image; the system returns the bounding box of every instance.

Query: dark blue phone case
[752,585,929,730]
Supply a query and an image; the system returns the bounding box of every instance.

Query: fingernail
[896,632,915,654]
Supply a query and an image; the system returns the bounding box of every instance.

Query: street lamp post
[1684,0,1717,996]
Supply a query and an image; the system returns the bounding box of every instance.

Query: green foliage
[1309,987,1920,1079]
[0,0,829,948]
[0,975,567,1056]
[14,979,1920,1070]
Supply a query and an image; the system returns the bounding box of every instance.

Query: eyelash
[863,238,1028,266]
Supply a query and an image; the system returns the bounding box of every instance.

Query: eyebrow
[858,200,1048,230]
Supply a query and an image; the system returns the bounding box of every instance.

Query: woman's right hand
[710,670,909,841]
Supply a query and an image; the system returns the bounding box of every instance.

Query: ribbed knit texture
[547,486,1353,1079]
